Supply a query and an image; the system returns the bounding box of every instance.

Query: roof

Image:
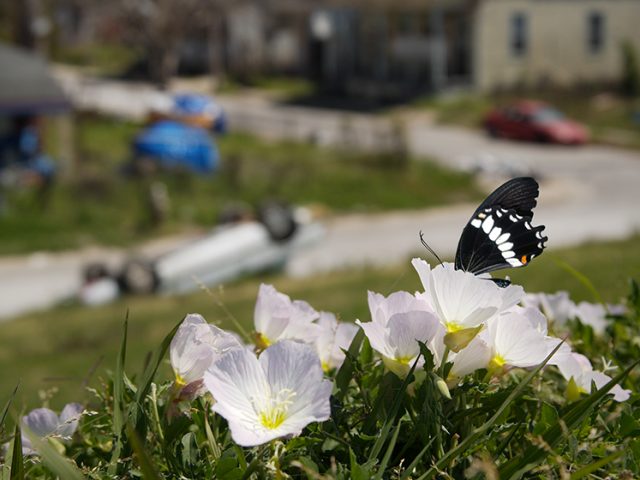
[0,43,70,115]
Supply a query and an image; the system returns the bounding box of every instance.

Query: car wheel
[257,201,297,242]
[83,262,111,283]
[117,258,159,294]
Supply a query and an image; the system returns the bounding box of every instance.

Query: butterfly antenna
[419,231,444,266]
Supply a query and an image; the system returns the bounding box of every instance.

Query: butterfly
[421,177,547,286]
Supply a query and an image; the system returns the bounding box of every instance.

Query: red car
[484,101,589,145]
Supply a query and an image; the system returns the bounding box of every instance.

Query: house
[473,0,640,91]
[266,0,640,96]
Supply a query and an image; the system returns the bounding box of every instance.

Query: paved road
[1,74,639,320]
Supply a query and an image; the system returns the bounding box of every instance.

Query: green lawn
[413,91,640,150]
[1,235,638,410]
[0,117,479,255]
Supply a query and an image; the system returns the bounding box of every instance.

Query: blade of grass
[23,426,84,480]
[373,420,402,480]
[129,316,183,430]
[555,259,604,305]
[499,360,639,479]
[108,317,128,476]
[417,340,566,480]
[9,423,24,480]
[127,423,162,480]
[1,383,19,434]
[335,329,364,399]
[399,437,437,480]
[203,403,221,460]
[569,450,624,479]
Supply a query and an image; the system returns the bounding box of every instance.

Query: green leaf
[180,432,199,468]
[23,426,84,480]
[620,411,640,437]
[350,448,373,480]
[9,423,24,480]
[215,456,243,480]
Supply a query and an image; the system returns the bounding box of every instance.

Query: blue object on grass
[133,120,219,174]
[173,93,227,133]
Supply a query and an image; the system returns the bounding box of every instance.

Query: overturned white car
[80,202,324,305]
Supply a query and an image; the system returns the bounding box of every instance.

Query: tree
[115,0,231,87]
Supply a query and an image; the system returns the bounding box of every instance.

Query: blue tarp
[133,120,219,174]
[173,93,227,133]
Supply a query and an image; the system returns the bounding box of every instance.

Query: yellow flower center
[446,322,465,333]
[255,332,272,351]
[255,389,296,430]
[175,372,187,387]
[321,361,331,373]
[489,354,506,371]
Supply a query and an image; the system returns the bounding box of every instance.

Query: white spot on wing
[525,222,532,230]
[509,215,518,222]
[498,242,514,251]
[496,210,503,218]
[489,227,502,241]
[507,258,522,267]
[482,216,494,233]
[496,232,511,244]
[502,251,516,259]
[471,219,482,228]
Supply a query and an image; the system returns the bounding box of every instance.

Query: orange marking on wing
[521,255,528,264]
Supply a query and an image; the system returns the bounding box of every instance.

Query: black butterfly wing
[473,177,539,219]
[455,206,547,275]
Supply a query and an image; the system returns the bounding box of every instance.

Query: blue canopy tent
[0,43,69,115]
[0,43,69,182]
[133,120,220,174]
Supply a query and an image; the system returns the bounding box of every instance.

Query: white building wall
[473,0,640,90]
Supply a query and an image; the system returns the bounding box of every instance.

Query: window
[510,12,528,57]
[587,12,605,53]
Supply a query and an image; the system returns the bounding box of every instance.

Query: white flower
[314,312,358,372]
[21,403,84,455]
[522,291,575,326]
[447,322,566,384]
[573,302,609,335]
[411,259,506,332]
[357,290,443,377]
[367,291,431,326]
[448,337,492,380]
[555,352,630,402]
[254,284,320,348]
[204,340,332,447]
[170,313,243,388]
[480,311,554,371]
